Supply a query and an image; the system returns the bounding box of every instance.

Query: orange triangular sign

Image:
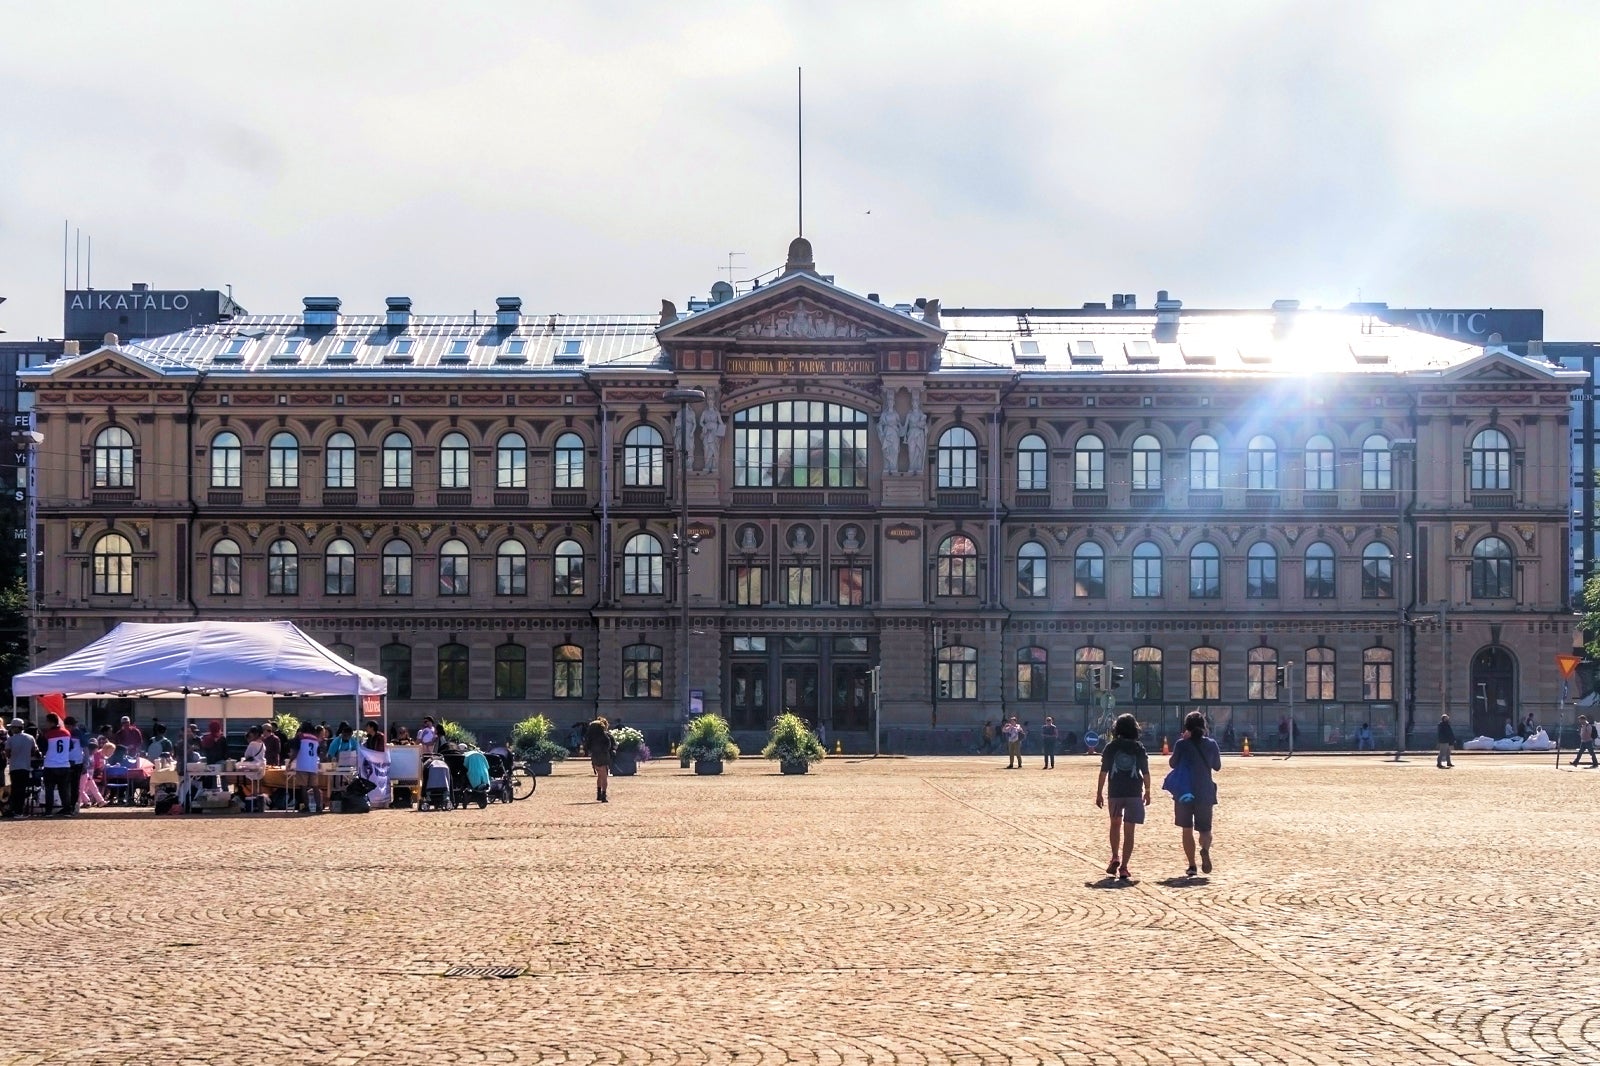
[1555,654,1582,679]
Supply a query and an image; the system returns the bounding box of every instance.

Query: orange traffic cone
[1241,737,1252,757]
[1161,736,1171,755]
[833,739,843,754]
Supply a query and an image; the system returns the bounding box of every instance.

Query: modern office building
[17,240,1587,747]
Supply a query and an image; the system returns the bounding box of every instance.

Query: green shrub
[680,713,739,761]
[761,712,826,764]
[509,714,567,762]
[271,712,301,741]
[438,718,478,750]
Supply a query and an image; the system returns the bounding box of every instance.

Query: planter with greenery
[761,712,826,775]
[509,714,567,775]
[438,718,479,751]
[680,714,739,775]
[610,726,649,776]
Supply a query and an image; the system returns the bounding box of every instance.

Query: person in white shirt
[416,716,439,755]
[292,723,325,813]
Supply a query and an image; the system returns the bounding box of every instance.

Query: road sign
[1555,654,1582,679]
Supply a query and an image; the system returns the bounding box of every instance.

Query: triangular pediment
[1427,347,1580,385]
[44,346,170,383]
[657,271,945,345]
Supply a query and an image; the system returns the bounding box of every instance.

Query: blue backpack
[1161,741,1197,803]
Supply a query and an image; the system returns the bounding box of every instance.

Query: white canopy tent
[14,621,387,811]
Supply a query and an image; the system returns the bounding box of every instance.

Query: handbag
[1161,739,1197,803]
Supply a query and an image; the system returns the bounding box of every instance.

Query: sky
[3,0,1599,342]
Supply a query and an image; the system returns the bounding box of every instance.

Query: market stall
[13,620,387,811]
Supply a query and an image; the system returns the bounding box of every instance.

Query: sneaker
[1185,864,1198,878]
[1200,848,1212,874]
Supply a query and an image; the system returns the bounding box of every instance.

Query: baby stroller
[437,748,491,809]
[418,754,455,812]
[483,751,515,804]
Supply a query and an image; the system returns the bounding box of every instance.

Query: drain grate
[443,965,524,979]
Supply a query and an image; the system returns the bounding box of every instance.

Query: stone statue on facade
[698,400,726,476]
[878,387,903,476]
[904,388,928,476]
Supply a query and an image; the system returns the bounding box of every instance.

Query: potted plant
[680,713,739,775]
[761,712,826,775]
[610,726,650,776]
[509,714,567,776]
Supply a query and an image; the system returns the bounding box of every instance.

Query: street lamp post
[11,429,43,674]
[1392,438,1417,760]
[663,388,706,726]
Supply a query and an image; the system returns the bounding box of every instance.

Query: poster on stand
[359,747,391,807]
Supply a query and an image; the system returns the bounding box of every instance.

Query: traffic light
[1275,666,1287,687]
[1090,666,1104,691]
[1109,664,1126,689]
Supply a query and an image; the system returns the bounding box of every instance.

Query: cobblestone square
[4,753,1597,1065]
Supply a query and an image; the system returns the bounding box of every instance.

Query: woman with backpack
[1095,713,1151,882]
[1169,711,1223,878]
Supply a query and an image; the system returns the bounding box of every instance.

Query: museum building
[19,239,1585,747]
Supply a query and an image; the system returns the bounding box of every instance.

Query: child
[1094,713,1151,882]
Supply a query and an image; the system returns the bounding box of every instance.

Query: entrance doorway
[729,664,768,731]
[832,664,873,732]
[1470,646,1516,739]
[781,662,819,724]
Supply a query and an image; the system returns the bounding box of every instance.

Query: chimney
[922,298,941,327]
[132,283,148,292]
[1153,290,1182,341]
[1112,294,1126,310]
[103,332,119,347]
[303,296,341,329]
[1123,293,1136,310]
[63,340,80,356]
[386,296,412,331]
[496,296,522,330]
[867,293,880,303]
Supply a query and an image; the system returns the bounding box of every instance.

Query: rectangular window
[835,566,866,606]
[731,566,765,606]
[732,636,767,653]
[782,566,817,606]
[553,646,584,699]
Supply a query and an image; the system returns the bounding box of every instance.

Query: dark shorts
[1173,800,1215,833]
[1107,796,1145,824]
[590,754,611,769]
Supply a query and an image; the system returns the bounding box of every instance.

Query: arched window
[1246,435,1277,490]
[494,644,526,699]
[1247,542,1278,599]
[1472,536,1514,598]
[623,425,664,487]
[1074,646,1106,704]
[1189,646,1220,701]
[438,538,470,596]
[1247,646,1279,701]
[937,427,979,489]
[1304,434,1335,491]
[1132,541,1163,598]
[936,534,979,597]
[1189,434,1220,490]
[554,432,585,490]
[439,432,470,490]
[1362,542,1393,598]
[936,645,978,700]
[496,432,527,489]
[1471,428,1511,490]
[496,540,527,596]
[325,432,356,490]
[732,401,868,487]
[268,432,299,489]
[1016,541,1047,599]
[552,539,584,597]
[93,427,135,489]
[553,644,584,698]
[1304,541,1336,599]
[267,539,298,596]
[379,643,412,700]
[381,539,413,596]
[1074,434,1104,490]
[1132,434,1162,491]
[622,533,662,595]
[1132,646,1164,702]
[1305,646,1335,701]
[622,643,663,698]
[1362,434,1391,490]
[437,643,469,700]
[329,642,356,664]
[1362,646,1393,701]
[209,537,240,596]
[1074,541,1105,598]
[382,432,413,489]
[1016,646,1047,700]
[325,538,355,596]
[1017,434,1048,492]
[1189,541,1221,599]
[210,431,241,489]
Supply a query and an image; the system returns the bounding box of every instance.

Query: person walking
[3,719,39,819]
[64,715,87,815]
[1170,711,1222,878]
[1436,713,1456,769]
[1041,716,1059,769]
[583,716,616,802]
[39,713,75,818]
[1095,713,1151,881]
[1571,714,1598,768]
[1001,716,1023,769]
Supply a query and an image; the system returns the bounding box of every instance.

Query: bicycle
[510,757,539,800]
